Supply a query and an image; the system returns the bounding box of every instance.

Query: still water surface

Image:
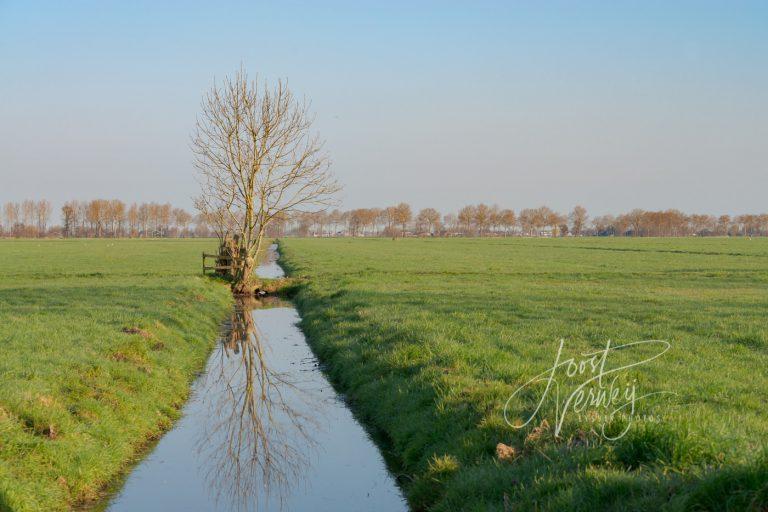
[103,246,407,511]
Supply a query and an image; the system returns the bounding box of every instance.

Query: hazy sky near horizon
[1,1,766,216]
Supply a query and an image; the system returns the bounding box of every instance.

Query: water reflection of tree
[198,297,319,511]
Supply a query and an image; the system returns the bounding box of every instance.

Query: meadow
[279,237,768,511]
[0,239,231,512]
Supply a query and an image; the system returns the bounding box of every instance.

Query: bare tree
[3,202,20,236]
[193,69,340,294]
[126,203,139,237]
[499,209,516,236]
[383,206,397,238]
[569,205,588,236]
[488,205,501,235]
[442,213,458,234]
[518,208,535,236]
[86,200,106,237]
[348,209,365,236]
[35,199,52,236]
[689,214,715,236]
[614,214,631,236]
[625,208,645,236]
[474,204,490,236]
[329,209,344,236]
[76,201,88,236]
[416,208,441,235]
[458,205,476,235]
[61,203,76,238]
[194,212,212,237]
[111,200,126,237]
[137,203,150,237]
[392,203,412,238]
[173,208,193,237]
[21,200,36,237]
[367,208,382,236]
[716,215,731,236]
[591,214,615,236]
[158,203,172,236]
[545,210,566,236]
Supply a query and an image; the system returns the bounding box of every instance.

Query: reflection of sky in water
[103,246,406,512]
[255,244,285,279]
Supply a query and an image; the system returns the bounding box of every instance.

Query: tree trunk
[232,259,255,295]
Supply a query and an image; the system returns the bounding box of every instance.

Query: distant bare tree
[442,213,458,234]
[716,215,731,236]
[108,199,126,237]
[348,209,365,236]
[3,202,20,236]
[76,202,88,236]
[382,206,397,238]
[625,208,645,236]
[21,200,36,237]
[349,208,376,236]
[137,203,150,237]
[545,210,566,236]
[368,208,382,236]
[569,205,588,236]
[392,203,412,238]
[416,208,441,235]
[458,205,476,235]
[474,204,490,236]
[35,199,52,236]
[518,208,535,236]
[61,203,76,238]
[488,205,501,235]
[86,200,106,237]
[127,203,139,237]
[194,212,212,237]
[499,209,516,236]
[329,209,344,236]
[173,208,192,237]
[591,214,615,236]
[689,214,715,236]
[158,203,172,236]
[614,214,631,236]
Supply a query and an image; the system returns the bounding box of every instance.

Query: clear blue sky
[1,1,766,215]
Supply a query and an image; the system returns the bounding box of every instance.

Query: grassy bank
[279,237,768,511]
[0,239,231,512]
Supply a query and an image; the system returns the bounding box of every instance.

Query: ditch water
[100,245,407,512]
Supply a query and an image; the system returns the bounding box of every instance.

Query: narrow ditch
[99,245,407,511]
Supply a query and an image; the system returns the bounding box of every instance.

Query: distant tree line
[1,199,205,238]
[269,204,768,238]
[1,199,767,238]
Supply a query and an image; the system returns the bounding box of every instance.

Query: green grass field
[0,239,231,512]
[279,237,768,511]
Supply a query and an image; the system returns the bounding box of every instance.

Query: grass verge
[0,239,231,512]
